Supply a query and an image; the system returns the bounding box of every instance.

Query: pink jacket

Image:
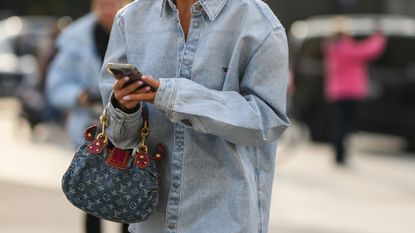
[323,33,386,102]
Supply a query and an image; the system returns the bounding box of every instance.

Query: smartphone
[106,63,143,87]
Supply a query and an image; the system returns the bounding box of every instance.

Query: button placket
[178,9,204,79]
[166,8,204,232]
[166,125,185,232]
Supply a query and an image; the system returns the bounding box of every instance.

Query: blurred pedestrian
[99,0,290,233]
[322,18,387,165]
[15,16,71,135]
[46,0,130,232]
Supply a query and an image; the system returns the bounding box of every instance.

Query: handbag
[62,105,164,223]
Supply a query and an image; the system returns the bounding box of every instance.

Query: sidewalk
[0,99,119,233]
[1,98,414,233]
[270,133,415,233]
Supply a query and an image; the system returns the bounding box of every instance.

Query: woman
[99,0,290,232]
[322,18,387,165]
[47,0,130,232]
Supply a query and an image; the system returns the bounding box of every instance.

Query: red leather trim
[87,138,106,154]
[135,151,150,169]
[105,147,131,170]
[84,125,97,142]
[150,144,165,161]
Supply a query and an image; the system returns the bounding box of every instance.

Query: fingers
[112,75,159,110]
[141,75,160,90]
[112,77,143,110]
[118,75,159,104]
[113,77,141,100]
[112,76,130,91]
[125,92,157,104]
[118,92,156,109]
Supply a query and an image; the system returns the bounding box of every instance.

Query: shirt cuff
[110,93,141,114]
[107,93,142,123]
[154,78,178,118]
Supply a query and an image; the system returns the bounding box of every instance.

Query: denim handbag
[62,105,164,223]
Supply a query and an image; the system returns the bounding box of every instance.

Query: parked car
[0,16,56,96]
[288,14,415,151]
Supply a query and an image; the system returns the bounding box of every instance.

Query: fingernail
[146,86,151,91]
[138,81,144,86]
[124,76,129,81]
[141,75,147,80]
[123,96,131,100]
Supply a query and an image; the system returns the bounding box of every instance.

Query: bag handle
[137,104,149,154]
[96,108,109,145]
[96,104,149,149]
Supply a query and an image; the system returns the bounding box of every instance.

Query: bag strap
[137,104,149,154]
[97,104,149,149]
[96,108,109,145]
[142,103,148,122]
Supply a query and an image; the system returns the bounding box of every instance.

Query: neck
[176,0,197,10]
[175,0,197,41]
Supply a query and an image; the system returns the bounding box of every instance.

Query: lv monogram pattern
[62,143,160,223]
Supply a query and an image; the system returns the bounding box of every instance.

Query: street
[1,98,414,233]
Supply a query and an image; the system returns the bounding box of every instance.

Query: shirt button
[183,59,191,65]
[195,5,203,12]
[168,223,176,229]
[193,21,199,28]
[172,182,179,188]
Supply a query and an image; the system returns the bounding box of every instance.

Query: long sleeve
[345,33,387,60]
[99,13,143,149]
[96,1,293,231]
[154,28,290,146]
[46,14,102,111]
[46,49,84,110]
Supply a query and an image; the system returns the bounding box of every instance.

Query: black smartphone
[106,63,143,87]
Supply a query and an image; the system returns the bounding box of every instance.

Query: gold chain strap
[96,108,109,145]
[137,119,149,154]
[95,107,150,153]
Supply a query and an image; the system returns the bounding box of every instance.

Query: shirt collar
[161,0,229,21]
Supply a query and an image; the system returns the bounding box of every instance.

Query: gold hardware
[137,144,148,154]
[96,133,108,145]
[95,108,109,145]
[136,119,149,154]
[99,108,109,127]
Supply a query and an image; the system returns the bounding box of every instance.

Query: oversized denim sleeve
[99,13,142,149]
[154,28,290,146]
[46,47,84,110]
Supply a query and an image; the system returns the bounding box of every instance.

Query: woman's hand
[112,75,160,110]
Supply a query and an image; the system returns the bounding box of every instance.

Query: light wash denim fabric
[99,0,290,232]
[47,13,102,146]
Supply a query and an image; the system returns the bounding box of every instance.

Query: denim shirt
[99,0,290,232]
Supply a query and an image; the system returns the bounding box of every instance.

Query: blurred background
[1,0,414,232]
